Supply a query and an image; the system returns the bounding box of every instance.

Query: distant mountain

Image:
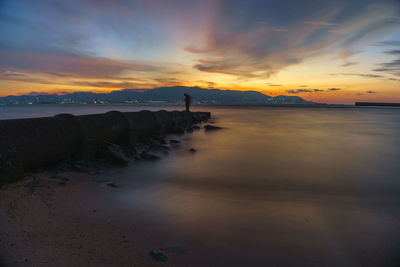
[0,86,316,105]
[268,95,315,104]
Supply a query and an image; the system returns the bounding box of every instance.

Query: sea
[1,104,400,266]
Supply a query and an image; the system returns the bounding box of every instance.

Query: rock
[169,139,180,144]
[0,141,24,186]
[140,151,161,160]
[149,250,168,262]
[62,161,86,172]
[204,125,222,131]
[106,182,119,188]
[140,136,156,145]
[99,143,130,164]
[159,137,168,145]
[24,176,41,192]
[148,144,170,153]
[57,181,66,186]
[169,126,185,134]
[132,142,148,154]
[189,148,196,153]
[186,127,194,133]
[192,125,200,130]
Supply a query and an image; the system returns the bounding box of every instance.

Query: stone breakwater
[0,110,211,185]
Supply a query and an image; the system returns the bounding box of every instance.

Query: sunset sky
[0,0,399,104]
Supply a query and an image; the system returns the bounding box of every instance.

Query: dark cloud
[374,50,400,76]
[341,62,358,67]
[286,89,325,94]
[373,47,400,77]
[331,73,385,78]
[380,59,400,68]
[287,89,312,93]
[366,90,376,93]
[196,80,217,88]
[385,50,400,55]
[374,40,400,46]
[70,81,144,88]
[154,78,182,85]
[286,88,344,94]
[355,74,384,78]
[266,83,282,86]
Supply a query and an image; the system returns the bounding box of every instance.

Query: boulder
[148,144,170,155]
[204,125,223,131]
[99,143,131,164]
[139,151,161,160]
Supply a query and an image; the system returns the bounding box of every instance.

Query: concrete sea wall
[0,110,210,185]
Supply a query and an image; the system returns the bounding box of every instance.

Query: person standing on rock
[184,93,192,112]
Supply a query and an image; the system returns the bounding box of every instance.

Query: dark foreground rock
[139,151,161,161]
[204,125,222,131]
[98,143,132,165]
[0,110,211,186]
[148,144,170,155]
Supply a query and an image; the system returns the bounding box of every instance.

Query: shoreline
[0,170,184,266]
[0,126,215,266]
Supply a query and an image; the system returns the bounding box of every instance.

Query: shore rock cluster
[0,110,210,186]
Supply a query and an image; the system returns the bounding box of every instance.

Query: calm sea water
[2,104,400,266]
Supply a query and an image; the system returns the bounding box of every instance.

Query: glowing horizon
[1,0,399,104]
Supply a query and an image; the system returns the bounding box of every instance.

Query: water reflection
[3,105,400,265]
[113,107,400,266]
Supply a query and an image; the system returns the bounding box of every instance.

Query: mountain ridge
[0,86,316,105]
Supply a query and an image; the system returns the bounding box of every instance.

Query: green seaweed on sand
[149,250,168,262]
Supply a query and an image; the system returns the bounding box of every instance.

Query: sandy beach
[0,168,201,267]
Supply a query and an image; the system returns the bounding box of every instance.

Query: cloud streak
[185,1,400,79]
[330,73,385,78]
[286,89,327,94]
[0,0,399,100]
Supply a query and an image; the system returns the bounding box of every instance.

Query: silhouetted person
[184,93,192,112]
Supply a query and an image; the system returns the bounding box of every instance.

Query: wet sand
[0,170,201,267]
[1,167,400,267]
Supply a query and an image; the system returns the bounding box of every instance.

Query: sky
[0,0,400,104]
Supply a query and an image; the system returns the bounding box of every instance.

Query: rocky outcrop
[204,125,222,131]
[0,110,210,186]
